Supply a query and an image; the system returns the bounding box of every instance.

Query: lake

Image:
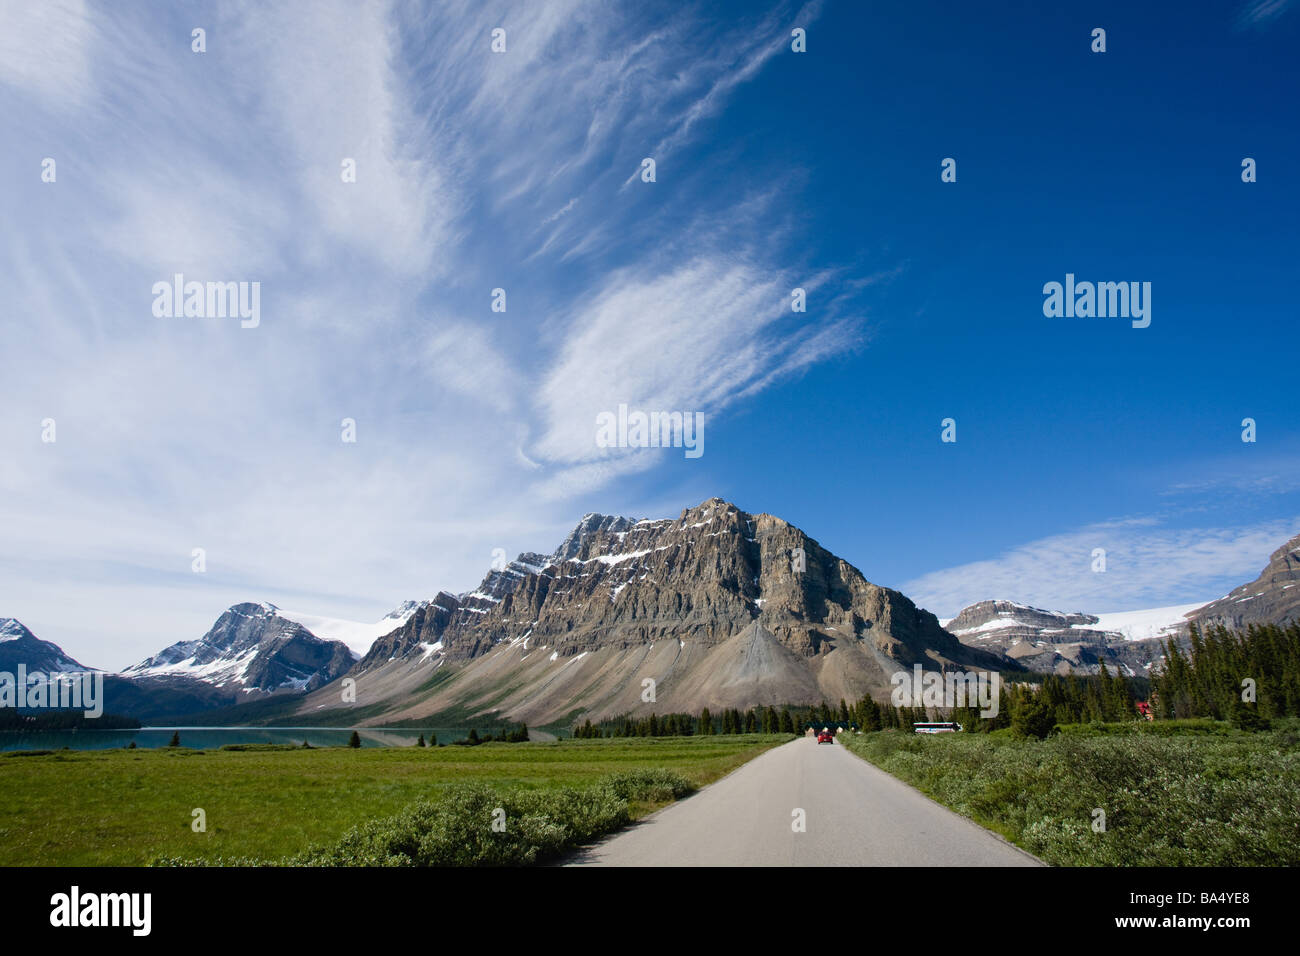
[0,726,489,751]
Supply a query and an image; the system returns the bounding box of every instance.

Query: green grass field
[0,736,786,866]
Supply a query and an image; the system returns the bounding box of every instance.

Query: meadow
[836,720,1300,866]
[0,735,788,866]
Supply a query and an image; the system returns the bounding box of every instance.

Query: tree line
[568,622,1299,740]
[1151,621,1300,724]
[570,670,1151,740]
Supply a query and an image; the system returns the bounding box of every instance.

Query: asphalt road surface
[567,736,1043,866]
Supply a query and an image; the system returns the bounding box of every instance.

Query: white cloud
[905,517,1300,618]
[531,258,854,468]
[0,0,95,108]
[0,0,863,668]
[1235,0,1294,29]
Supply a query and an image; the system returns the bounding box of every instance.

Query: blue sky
[2,0,1297,669]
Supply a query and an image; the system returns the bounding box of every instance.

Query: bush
[1010,697,1056,739]
[836,726,1300,866]
[157,769,695,867]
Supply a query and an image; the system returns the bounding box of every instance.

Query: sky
[2,0,1297,670]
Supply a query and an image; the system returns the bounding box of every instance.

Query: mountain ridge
[297,497,1011,725]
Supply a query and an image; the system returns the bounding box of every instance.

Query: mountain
[0,618,92,674]
[298,498,1010,725]
[121,602,355,694]
[1187,531,1300,630]
[944,601,1203,676]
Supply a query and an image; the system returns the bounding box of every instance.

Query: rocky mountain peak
[124,602,354,693]
[353,496,1004,724]
[0,618,90,673]
[1188,530,1300,630]
[947,601,1099,634]
[1,618,34,642]
[549,513,637,564]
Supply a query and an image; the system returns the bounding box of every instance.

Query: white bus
[913,721,963,734]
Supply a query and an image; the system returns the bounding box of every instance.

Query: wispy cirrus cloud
[0,0,869,667]
[527,255,858,486]
[1235,0,1294,29]
[905,517,1300,618]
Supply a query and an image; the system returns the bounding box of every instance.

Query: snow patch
[1077,603,1206,641]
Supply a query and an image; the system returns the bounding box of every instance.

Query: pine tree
[776,708,790,734]
[861,699,882,732]
[1010,694,1055,739]
[416,734,426,747]
[699,708,713,735]
[167,731,180,748]
[348,730,362,748]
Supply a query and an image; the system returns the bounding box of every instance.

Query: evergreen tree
[167,731,180,748]
[779,708,795,734]
[348,730,362,748]
[416,734,426,747]
[699,708,713,736]
[861,699,882,732]
[1010,694,1055,739]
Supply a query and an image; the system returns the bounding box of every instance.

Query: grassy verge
[836,721,1300,866]
[0,735,788,866]
[160,768,695,866]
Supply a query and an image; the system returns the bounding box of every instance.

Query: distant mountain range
[942,600,1206,677]
[3,506,1297,726]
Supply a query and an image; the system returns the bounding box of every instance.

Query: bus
[912,721,963,734]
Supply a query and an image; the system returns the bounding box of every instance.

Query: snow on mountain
[122,602,354,693]
[274,601,425,656]
[0,618,92,673]
[1077,603,1206,641]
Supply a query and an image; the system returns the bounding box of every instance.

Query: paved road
[567,736,1043,866]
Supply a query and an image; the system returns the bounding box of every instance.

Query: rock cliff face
[306,498,1008,724]
[1187,532,1300,630]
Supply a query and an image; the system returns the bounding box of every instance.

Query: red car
[816,731,834,744]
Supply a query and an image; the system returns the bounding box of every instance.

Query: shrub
[837,726,1300,866]
[156,769,695,868]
